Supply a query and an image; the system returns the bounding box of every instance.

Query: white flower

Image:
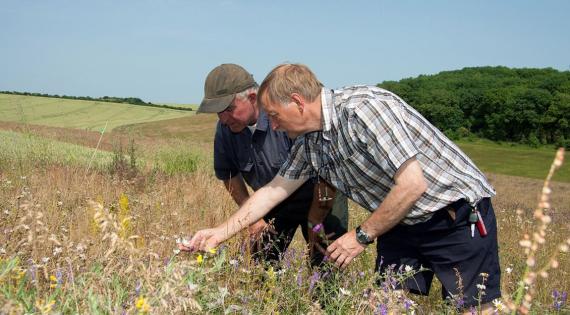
[339,287,351,296]
[404,265,414,273]
[172,249,180,255]
[229,259,239,267]
[493,299,506,312]
[53,247,62,256]
[41,257,50,263]
[505,267,513,274]
[0,247,5,255]
[57,201,63,206]
[476,284,486,291]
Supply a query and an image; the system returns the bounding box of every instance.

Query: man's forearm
[361,158,427,239]
[216,176,307,241]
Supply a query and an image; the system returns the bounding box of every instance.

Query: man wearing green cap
[186,63,348,266]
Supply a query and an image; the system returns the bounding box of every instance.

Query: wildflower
[53,247,62,256]
[12,268,26,280]
[172,249,180,255]
[476,284,486,291]
[553,290,568,311]
[309,271,320,292]
[0,247,6,255]
[493,299,506,313]
[41,257,50,264]
[375,303,388,315]
[36,299,55,315]
[229,259,239,268]
[208,247,217,254]
[339,287,351,296]
[311,223,324,233]
[135,296,150,313]
[49,275,58,288]
[505,267,512,274]
[196,254,203,264]
[296,270,303,287]
[404,298,416,310]
[404,265,413,273]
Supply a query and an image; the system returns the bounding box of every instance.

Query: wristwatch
[355,226,374,245]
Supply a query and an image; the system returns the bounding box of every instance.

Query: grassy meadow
[0,96,569,314]
[0,93,194,132]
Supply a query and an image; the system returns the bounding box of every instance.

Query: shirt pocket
[338,152,390,190]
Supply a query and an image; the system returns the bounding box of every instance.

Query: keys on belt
[468,208,488,238]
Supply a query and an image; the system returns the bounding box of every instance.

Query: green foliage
[378,67,570,145]
[108,140,139,178]
[0,130,113,171]
[155,149,202,175]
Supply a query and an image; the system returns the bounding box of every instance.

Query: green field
[0,93,194,131]
[457,139,569,182]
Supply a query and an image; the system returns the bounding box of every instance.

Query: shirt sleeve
[278,137,316,180]
[213,123,239,180]
[352,94,419,179]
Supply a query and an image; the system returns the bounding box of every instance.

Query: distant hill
[378,66,570,147]
[0,91,193,111]
[0,93,194,131]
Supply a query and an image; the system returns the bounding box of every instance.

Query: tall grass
[0,133,568,313]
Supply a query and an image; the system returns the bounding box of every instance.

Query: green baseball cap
[198,64,256,113]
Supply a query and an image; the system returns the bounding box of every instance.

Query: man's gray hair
[235,84,259,101]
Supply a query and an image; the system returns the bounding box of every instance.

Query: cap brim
[197,94,234,113]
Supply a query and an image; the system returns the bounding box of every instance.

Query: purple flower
[404,299,413,310]
[309,271,320,292]
[297,271,303,287]
[55,269,63,285]
[312,223,324,233]
[553,289,568,311]
[374,304,388,315]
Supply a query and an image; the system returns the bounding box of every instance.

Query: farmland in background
[0,93,194,131]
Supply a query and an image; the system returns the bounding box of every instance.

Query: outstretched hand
[178,228,223,252]
[326,230,366,269]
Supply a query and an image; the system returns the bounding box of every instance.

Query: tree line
[0,91,193,111]
[378,66,570,147]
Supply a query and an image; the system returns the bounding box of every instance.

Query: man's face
[217,93,257,133]
[261,94,304,139]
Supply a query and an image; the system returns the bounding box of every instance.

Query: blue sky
[1,0,569,104]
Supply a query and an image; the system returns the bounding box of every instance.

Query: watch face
[356,227,372,245]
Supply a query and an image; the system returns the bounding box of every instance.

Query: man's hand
[326,230,366,269]
[178,228,223,252]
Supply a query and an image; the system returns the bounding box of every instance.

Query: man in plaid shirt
[184,64,501,312]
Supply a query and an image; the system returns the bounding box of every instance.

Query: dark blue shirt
[214,110,314,220]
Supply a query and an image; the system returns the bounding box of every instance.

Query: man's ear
[291,93,305,114]
[248,92,257,104]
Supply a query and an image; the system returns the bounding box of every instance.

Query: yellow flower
[196,254,203,264]
[135,296,150,313]
[208,247,217,254]
[12,268,26,280]
[49,275,58,288]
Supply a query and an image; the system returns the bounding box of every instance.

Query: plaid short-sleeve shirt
[279,86,495,225]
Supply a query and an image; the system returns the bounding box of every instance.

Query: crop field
[0,100,569,313]
[0,94,194,131]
